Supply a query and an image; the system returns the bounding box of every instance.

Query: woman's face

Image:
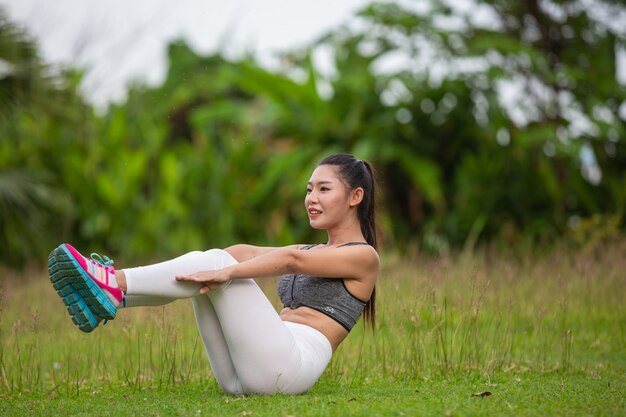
[305,164,354,230]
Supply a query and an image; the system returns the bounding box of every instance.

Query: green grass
[1,241,625,416]
[2,373,624,416]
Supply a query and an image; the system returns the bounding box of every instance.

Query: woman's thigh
[207,277,305,393]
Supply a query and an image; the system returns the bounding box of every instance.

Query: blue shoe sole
[48,244,117,326]
[47,260,100,333]
[65,290,100,333]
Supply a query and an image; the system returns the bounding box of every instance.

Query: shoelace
[90,253,114,267]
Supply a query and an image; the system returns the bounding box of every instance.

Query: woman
[48,153,379,395]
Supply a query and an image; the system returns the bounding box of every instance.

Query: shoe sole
[63,290,100,332]
[48,244,117,324]
[48,270,100,332]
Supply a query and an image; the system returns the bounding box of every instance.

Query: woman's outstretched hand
[176,270,231,294]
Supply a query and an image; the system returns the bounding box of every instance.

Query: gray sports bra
[277,242,370,331]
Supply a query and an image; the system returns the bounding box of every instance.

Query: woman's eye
[306,188,312,194]
[320,187,329,191]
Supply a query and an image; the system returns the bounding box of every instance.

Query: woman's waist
[280,306,348,351]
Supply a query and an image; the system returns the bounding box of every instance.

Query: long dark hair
[317,153,378,327]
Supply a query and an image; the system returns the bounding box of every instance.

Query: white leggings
[122,249,332,395]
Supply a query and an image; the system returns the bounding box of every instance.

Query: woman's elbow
[283,248,301,274]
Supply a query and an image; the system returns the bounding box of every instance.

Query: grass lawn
[1,241,625,416]
[2,371,624,416]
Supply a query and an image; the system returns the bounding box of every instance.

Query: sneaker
[48,250,102,332]
[48,244,123,329]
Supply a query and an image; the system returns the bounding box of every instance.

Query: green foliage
[348,0,626,251]
[0,1,625,266]
[0,11,93,266]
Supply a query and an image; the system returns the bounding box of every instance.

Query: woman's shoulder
[288,241,379,280]
[322,242,380,274]
[307,241,378,259]
[298,244,320,250]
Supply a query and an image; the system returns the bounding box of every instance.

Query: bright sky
[0,0,367,107]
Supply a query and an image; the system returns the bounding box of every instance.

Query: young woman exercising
[48,153,380,395]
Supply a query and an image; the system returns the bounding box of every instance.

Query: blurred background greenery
[0,0,624,267]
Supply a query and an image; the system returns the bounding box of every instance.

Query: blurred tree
[302,0,626,251]
[74,42,334,260]
[0,1,624,267]
[0,11,88,266]
[0,14,60,265]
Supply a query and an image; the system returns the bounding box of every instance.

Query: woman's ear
[349,187,364,207]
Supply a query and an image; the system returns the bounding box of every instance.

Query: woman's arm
[176,245,379,293]
[225,244,278,263]
[224,244,304,262]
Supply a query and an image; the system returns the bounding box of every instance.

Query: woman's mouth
[308,209,322,218]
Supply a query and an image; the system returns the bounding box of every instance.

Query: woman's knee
[202,249,238,267]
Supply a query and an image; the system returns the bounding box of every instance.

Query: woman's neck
[324,222,365,247]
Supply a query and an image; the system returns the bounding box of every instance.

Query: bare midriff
[280,306,348,352]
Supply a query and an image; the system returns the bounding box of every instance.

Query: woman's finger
[176,274,197,281]
[199,284,219,294]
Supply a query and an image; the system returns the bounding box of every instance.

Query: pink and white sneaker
[48,243,123,325]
